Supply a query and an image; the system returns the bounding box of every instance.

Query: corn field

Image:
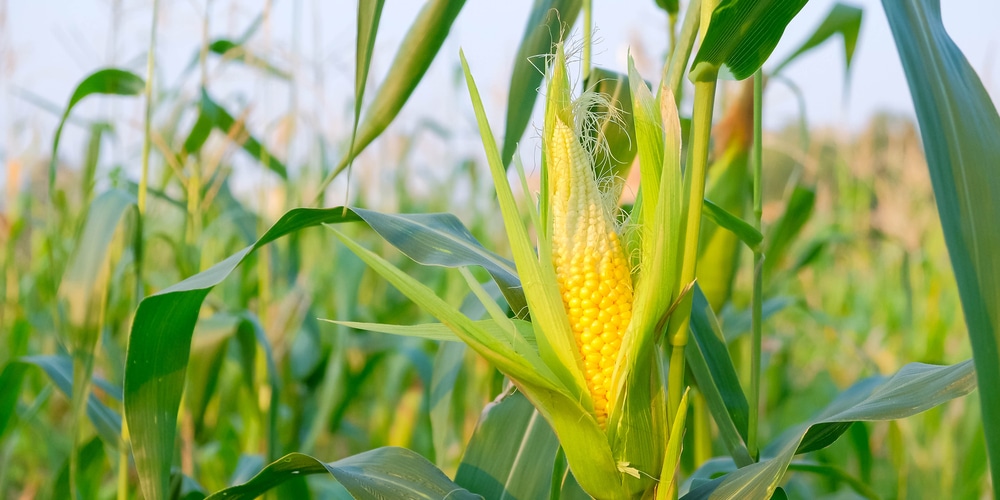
[1,0,998,499]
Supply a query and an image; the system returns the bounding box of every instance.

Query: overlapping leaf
[681,360,976,498]
[204,447,480,500]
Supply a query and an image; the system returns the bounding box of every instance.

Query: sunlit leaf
[690,0,809,81]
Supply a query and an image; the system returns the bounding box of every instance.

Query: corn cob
[549,118,633,427]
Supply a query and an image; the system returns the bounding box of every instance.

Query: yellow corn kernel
[549,119,633,427]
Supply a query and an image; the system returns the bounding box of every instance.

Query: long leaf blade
[204,448,480,500]
[883,0,1000,487]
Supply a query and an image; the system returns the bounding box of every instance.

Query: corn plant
[1,0,997,498]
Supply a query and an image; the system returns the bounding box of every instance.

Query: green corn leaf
[185,315,234,437]
[59,189,137,347]
[690,0,809,81]
[325,319,537,348]
[180,90,287,179]
[658,388,690,500]
[430,341,467,469]
[0,362,29,439]
[320,0,466,189]
[501,0,582,166]
[19,355,122,446]
[56,189,136,455]
[455,388,561,500]
[331,228,557,391]
[127,204,518,498]
[883,0,1000,487]
[655,0,680,15]
[687,285,752,464]
[53,436,108,500]
[50,68,144,192]
[350,208,526,317]
[203,448,480,500]
[702,199,762,252]
[763,185,815,278]
[697,138,750,310]
[681,360,976,499]
[772,2,863,76]
[124,207,359,500]
[206,39,291,80]
[345,0,385,184]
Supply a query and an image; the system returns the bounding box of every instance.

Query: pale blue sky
[2,0,998,191]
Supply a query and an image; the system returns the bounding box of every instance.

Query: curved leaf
[124,205,526,500]
[319,0,466,187]
[124,207,360,500]
[772,2,863,76]
[204,447,480,500]
[50,68,144,191]
[180,90,287,179]
[1,355,123,446]
[690,0,808,81]
[352,208,526,316]
[884,0,1000,487]
[680,360,976,499]
[455,389,560,500]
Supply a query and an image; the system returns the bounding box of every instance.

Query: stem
[117,423,129,500]
[667,78,717,423]
[582,0,592,83]
[138,0,158,216]
[748,69,764,460]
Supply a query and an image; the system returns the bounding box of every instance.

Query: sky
[2,0,999,195]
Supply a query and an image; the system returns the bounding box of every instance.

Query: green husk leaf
[325,318,537,348]
[462,49,586,400]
